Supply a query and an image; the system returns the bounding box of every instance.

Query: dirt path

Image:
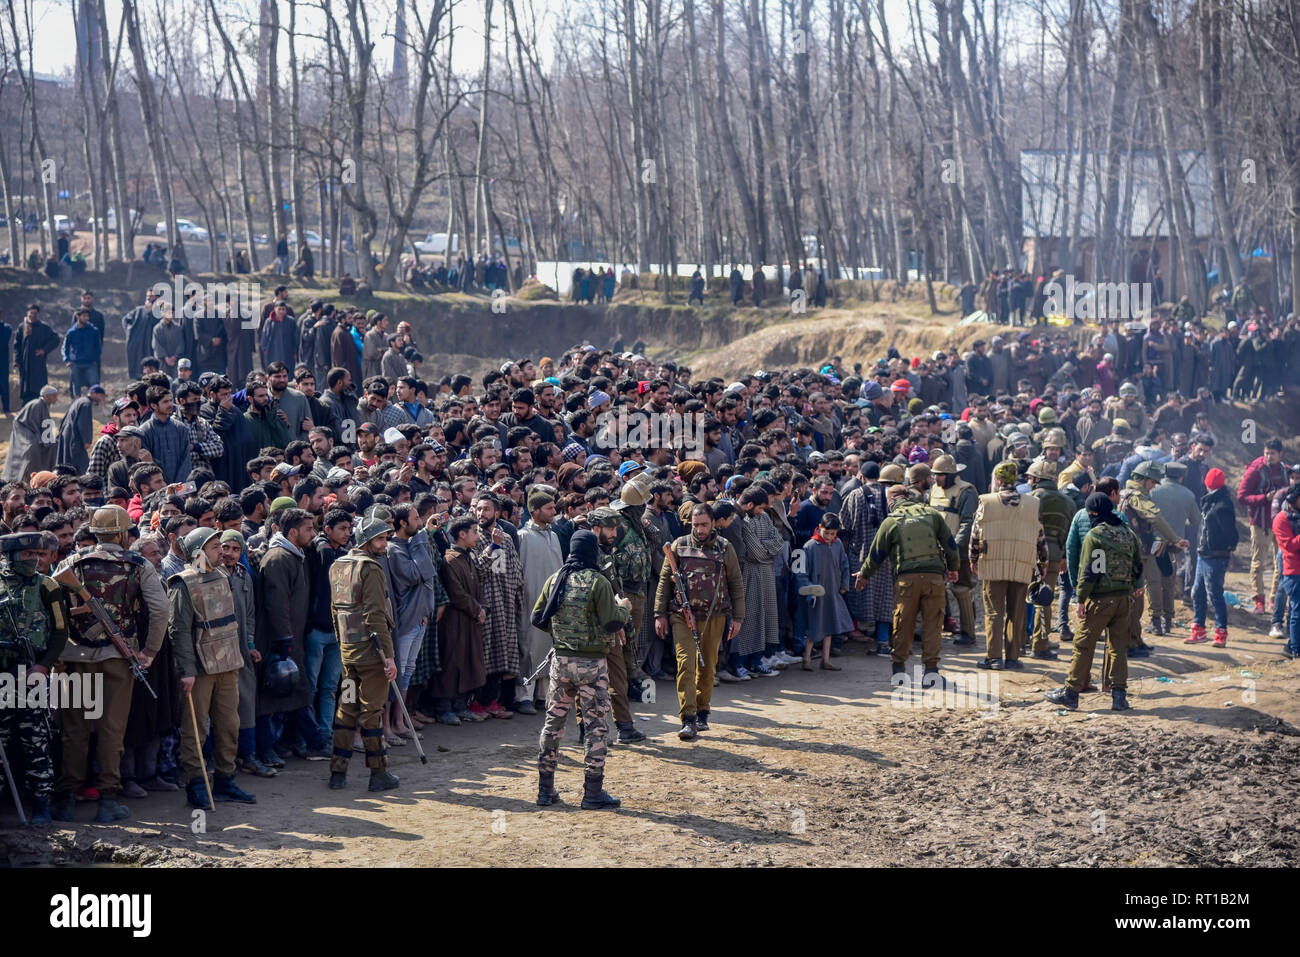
[4,567,1298,868]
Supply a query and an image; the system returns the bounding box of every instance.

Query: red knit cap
[891,378,911,393]
[1204,467,1226,491]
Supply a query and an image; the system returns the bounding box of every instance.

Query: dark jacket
[255,537,312,716]
[1197,486,1240,559]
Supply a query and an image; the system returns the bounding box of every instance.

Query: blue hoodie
[61,322,102,364]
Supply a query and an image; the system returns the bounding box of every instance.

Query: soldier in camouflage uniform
[1120,460,1188,653]
[53,505,168,824]
[530,529,627,810]
[327,518,400,792]
[0,532,70,827]
[1047,493,1145,711]
[590,499,649,744]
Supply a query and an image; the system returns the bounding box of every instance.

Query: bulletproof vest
[177,567,243,673]
[673,537,732,617]
[549,568,614,656]
[929,479,973,535]
[1032,486,1074,559]
[66,547,142,649]
[612,513,651,590]
[0,570,47,658]
[893,503,943,565]
[1087,521,1137,590]
[1119,487,1155,552]
[329,552,371,642]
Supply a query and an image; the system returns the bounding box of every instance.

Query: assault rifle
[662,544,706,667]
[53,568,157,700]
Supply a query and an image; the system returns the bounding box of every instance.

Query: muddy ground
[3,563,1297,868]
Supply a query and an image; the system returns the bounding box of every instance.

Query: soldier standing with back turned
[1046,493,1144,712]
[531,529,627,810]
[327,518,400,792]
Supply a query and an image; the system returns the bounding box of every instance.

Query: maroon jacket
[1237,455,1286,528]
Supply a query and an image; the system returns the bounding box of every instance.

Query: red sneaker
[467,701,491,722]
[1185,624,1208,644]
[485,701,514,720]
[1212,627,1228,648]
[75,786,100,802]
[1253,596,1266,614]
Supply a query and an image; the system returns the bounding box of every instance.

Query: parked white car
[156,218,210,241]
[90,208,142,231]
[289,229,329,249]
[41,214,73,233]
[414,232,460,255]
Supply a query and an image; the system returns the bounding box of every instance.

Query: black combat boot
[536,770,561,806]
[28,796,52,828]
[49,794,76,822]
[368,768,400,791]
[1044,686,1079,710]
[95,796,130,823]
[580,773,621,810]
[678,716,698,741]
[1150,619,1165,637]
[616,721,646,743]
[185,776,212,808]
[695,710,710,732]
[328,772,348,790]
[922,668,945,689]
[213,774,257,804]
[1111,689,1131,711]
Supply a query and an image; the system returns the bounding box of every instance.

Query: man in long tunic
[515,490,564,714]
[3,387,59,482]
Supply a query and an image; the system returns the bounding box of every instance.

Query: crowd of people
[0,280,1297,822]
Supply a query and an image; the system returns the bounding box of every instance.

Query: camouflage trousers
[537,655,610,776]
[331,644,390,773]
[0,665,54,800]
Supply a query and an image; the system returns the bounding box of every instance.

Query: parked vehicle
[156,218,210,241]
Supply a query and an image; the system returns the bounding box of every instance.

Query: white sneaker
[763,655,787,670]
[733,667,751,680]
[777,651,800,665]
[1269,624,1285,639]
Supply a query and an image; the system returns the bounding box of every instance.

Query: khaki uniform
[55,544,168,798]
[328,550,394,773]
[857,500,959,669]
[971,492,1042,661]
[654,534,746,719]
[930,478,978,637]
[169,565,245,782]
[1065,520,1144,692]
[1120,481,1181,644]
[1030,481,1073,653]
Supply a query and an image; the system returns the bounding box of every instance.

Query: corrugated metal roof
[1020,150,1213,239]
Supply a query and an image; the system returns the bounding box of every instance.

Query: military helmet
[1026,459,1058,481]
[89,505,131,535]
[182,527,221,560]
[1041,427,1067,449]
[619,472,654,507]
[878,464,906,485]
[588,506,620,528]
[1008,432,1030,449]
[993,461,1020,485]
[354,517,391,547]
[906,463,932,486]
[262,649,301,697]
[1119,382,1139,397]
[1132,459,1165,481]
[930,454,964,475]
[1027,580,1054,606]
[0,532,43,555]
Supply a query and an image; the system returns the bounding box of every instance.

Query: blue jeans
[1272,549,1288,626]
[1192,556,1228,629]
[304,628,342,740]
[1057,569,1074,629]
[69,362,95,397]
[393,624,424,691]
[1282,576,1300,657]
